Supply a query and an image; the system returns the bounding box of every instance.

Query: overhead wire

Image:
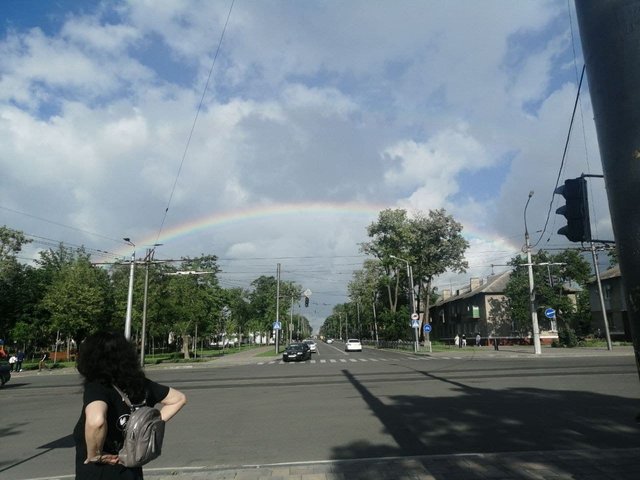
[154,0,236,246]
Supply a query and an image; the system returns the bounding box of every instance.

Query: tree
[361,208,469,339]
[0,226,33,340]
[41,253,114,342]
[408,209,469,336]
[504,249,592,343]
[361,209,412,312]
[348,259,386,343]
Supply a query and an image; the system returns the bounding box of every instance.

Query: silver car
[303,339,317,353]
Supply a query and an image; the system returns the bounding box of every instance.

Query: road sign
[411,313,419,320]
[411,319,420,328]
[273,321,281,330]
[423,324,432,333]
[545,308,556,319]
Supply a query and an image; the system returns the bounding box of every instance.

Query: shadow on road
[331,367,640,479]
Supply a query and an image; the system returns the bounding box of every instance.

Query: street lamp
[390,255,419,352]
[523,192,542,355]
[123,238,135,341]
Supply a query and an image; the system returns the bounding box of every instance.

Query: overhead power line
[154,0,236,246]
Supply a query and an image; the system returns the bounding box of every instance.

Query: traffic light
[304,296,309,307]
[555,177,591,242]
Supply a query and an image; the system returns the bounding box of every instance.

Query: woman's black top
[73,379,169,480]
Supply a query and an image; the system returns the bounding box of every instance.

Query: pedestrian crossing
[255,355,470,366]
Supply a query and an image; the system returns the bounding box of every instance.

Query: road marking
[340,359,347,363]
[320,359,326,363]
[310,360,316,364]
[330,359,337,363]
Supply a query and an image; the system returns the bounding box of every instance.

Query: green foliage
[504,249,593,336]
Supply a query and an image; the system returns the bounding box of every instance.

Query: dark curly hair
[77,331,147,402]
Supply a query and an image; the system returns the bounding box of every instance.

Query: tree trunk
[181,334,190,359]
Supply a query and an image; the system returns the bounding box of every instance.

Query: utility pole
[275,263,280,354]
[123,238,135,341]
[524,192,542,355]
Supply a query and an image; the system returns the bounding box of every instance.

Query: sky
[0,0,611,332]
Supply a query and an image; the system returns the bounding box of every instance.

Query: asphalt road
[2,342,639,480]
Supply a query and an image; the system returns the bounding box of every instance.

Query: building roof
[434,270,511,306]
[588,264,620,283]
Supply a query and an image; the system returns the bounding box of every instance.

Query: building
[587,265,631,341]
[429,271,560,345]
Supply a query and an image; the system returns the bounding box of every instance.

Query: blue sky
[0,0,609,329]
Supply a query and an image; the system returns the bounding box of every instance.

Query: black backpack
[113,385,166,467]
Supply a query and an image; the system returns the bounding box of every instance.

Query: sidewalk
[146,447,640,479]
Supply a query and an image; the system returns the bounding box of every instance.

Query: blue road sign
[544,308,556,319]
[411,319,420,328]
[273,321,281,330]
[423,324,432,333]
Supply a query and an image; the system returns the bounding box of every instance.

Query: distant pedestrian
[461,334,467,347]
[454,334,460,347]
[38,351,49,371]
[9,354,17,371]
[16,351,25,372]
[475,333,481,347]
[493,337,499,351]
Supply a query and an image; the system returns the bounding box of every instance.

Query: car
[345,338,362,352]
[303,339,317,353]
[282,343,311,362]
[326,338,334,344]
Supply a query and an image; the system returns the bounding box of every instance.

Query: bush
[557,326,578,348]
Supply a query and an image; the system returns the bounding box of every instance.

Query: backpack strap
[113,384,134,410]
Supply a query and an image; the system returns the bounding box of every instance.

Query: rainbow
[112,200,520,260]
[114,201,392,257]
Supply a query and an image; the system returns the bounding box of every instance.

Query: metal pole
[290,296,294,345]
[123,239,135,341]
[275,263,280,354]
[140,251,150,367]
[591,243,613,350]
[524,193,542,355]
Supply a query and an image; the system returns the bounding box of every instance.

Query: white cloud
[0,0,601,328]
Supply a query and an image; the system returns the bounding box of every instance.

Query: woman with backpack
[73,331,187,480]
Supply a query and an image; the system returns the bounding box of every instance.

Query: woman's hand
[85,453,120,465]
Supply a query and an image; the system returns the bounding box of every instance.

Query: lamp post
[390,255,419,352]
[524,192,542,355]
[123,238,135,341]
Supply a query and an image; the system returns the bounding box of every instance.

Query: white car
[303,339,317,353]
[345,338,362,352]
[326,338,334,344]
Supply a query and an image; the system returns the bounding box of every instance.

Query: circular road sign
[423,324,432,333]
[411,313,419,320]
[544,308,556,319]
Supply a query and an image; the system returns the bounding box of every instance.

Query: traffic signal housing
[555,177,591,242]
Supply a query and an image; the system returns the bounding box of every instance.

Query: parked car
[303,339,317,353]
[0,363,11,387]
[345,338,362,352]
[283,343,311,362]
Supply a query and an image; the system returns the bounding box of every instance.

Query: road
[2,342,639,479]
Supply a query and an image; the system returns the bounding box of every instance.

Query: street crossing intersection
[256,355,473,365]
